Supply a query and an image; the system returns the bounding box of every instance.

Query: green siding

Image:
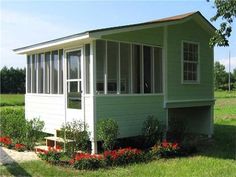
[101,27,164,46]
[167,19,214,101]
[96,95,166,138]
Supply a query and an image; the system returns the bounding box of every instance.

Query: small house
[14,11,215,153]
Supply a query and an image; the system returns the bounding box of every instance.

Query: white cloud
[216,57,236,72]
[0,9,77,68]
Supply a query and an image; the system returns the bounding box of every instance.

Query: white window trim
[181,40,200,84]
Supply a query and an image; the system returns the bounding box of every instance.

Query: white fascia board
[14,34,90,54]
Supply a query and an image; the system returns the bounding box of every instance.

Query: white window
[45,52,50,94]
[59,49,63,94]
[183,42,199,82]
[85,44,90,94]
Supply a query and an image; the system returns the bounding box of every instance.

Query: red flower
[0,136,12,146]
[15,143,26,151]
[172,142,179,149]
[161,140,169,148]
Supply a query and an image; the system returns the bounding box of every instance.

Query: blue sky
[1,0,236,71]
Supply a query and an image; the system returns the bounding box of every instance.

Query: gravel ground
[0,146,39,165]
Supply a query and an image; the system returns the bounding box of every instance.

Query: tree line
[0,67,25,93]
[214,61,236,91]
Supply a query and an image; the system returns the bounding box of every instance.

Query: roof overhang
[13,11,216,55]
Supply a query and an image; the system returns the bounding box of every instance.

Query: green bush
[73,158,104,170]
[0,108,27,143]
[97,119,119,150]
[142,116,162,148]
[61,120,90,153]
[25,118,45,149]
[0,107,44,149]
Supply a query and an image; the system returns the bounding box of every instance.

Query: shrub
[0,108,27,143]
[70,153,104,170]
[0,107,45,149]
[97,119,119,150]
[142,116,162,148]
[104,147,144,166]
[25,118,45,149]
[151,140,181,158]
[37,147,62,163]
[61,120,90,153]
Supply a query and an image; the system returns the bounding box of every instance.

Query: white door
[65,49,84,123]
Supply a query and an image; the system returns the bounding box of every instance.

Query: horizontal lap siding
[167,19,214,101]
[25,95,65,134]
[96,95,166,138]
[101,27,164,46]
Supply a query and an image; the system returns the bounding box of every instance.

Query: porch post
[91,40,98,154]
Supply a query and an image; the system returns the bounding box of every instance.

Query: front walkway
[0,146,39,165]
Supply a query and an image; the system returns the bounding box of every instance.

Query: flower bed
[37,140,196,170]
[0,136,27,152]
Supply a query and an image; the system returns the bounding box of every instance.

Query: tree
[208,0,236,47]
[0,66,25,93]
[214,61,228,90]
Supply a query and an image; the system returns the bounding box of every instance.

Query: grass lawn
[1,92,236,177]
[0,94,25,107]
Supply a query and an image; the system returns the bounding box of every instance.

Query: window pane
[51,51,58,94]
[32,55,36,93]
[38,54,44,93]
[154,47,163,93]
[27,55,31,93]
[45,52,50,94]
[132,45,141,93]
[107,41,118,94]
[183,42,199,82]
[120,43,131,94]
[67,50,81,80]
[85,44,90,94]
[96,40,106,94]
[143,46,151,93]
[59,49,63,94]
[67,81,81,109]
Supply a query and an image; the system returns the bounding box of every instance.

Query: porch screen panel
[51,51,58,94]
[27,55,31,93]
[120,43,131,94]
[107,41,118,94]
[85,44,90,94]
[132,45,141,93]
[143,46,151,93]
[37,54,44,93]
[59,49,63,94]
[96,40,106,94]
[154,47,163,93]
[45,52,50,94]
[31,54,36,93]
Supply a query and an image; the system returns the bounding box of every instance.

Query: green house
[14,11,215,153]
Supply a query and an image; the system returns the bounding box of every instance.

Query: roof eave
[13,32,90,54]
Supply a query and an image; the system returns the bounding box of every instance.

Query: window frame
[181,40,200,84]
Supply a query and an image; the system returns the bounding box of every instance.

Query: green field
[0,94,25,107]
[0,92,236,177]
